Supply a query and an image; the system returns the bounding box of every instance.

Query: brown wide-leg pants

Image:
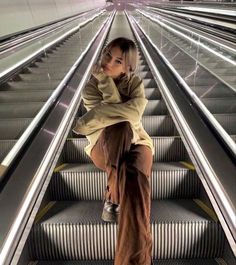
[90,121,153,265]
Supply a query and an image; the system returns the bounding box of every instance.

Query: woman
[73,37,154,265]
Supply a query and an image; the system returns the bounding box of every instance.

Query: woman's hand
[92,64,106,81]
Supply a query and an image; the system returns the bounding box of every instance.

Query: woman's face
[101,46,126,79]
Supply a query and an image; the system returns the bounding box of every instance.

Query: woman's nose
[107,59,113,67]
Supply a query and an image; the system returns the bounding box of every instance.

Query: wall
[0,0,106,39]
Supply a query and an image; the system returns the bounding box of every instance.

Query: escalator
[133,9,236,145]
[20,12,235,265]
[0,12,108,164]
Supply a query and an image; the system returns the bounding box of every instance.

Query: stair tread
[38,199,215,224]
[34,259,220,264]
[57,162,193,173]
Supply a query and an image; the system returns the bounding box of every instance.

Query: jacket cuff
[92,71,107,82]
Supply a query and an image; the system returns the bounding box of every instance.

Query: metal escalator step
[213,68,236,75]
[18,72,65,81]
[78,100,167,116]
[63,137,186,163]
[142,116,178,136]
[34,259,221,264]
[73,115,178,137]
[33,62,73,68]
[138,65,149,71]
[50,162,199,200]
[219,75,236,82]
[143,78,158,88]
[0,139,17,161]
[5,80,59,89]
[185,78,220,86]
[0,118,32,139]
[145,88,161,100]
[201,98,236,114]
[29,200,224,260]
[191,84,235,98]
[145,100,168,115]
[214,114,236,135]
[139,71,153,79]
[0,90,53,102]
[0,102,44,118]
[28,66,70,74]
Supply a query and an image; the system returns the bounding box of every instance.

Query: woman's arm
[74,76,147,135]
[82,71,121,112]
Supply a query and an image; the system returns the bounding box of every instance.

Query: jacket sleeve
[74,75,148,136]
[82,73,121,112]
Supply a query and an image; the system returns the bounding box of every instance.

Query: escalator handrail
[0,11,115,265]
[136,8,236,156]
[126,10,236,256]
[145,7,236,47]
[147,4,236,27]
[0,8,105,81]
[138,9,236,65]
[0,10,105,185]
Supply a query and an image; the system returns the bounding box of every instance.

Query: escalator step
[0,90,53,102]
[0,139,17,162]
[50,162,199,200]
[0,118,32,139]
[78,100,168,116]
[29,200,224,260]
[33,259,221,264]
[0,102,44,118]
[63,136,186,163]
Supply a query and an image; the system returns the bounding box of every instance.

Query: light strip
[127,11,236,255]
[176,6,236,17]
[1,11,106,168]
[138,9,236,66]
[148,6,236,30]
[0,11,115,265]
[0,10,105,79]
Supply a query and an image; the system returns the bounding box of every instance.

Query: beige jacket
[73,72,154,157]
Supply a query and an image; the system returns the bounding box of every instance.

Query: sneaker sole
[101,210,119,223]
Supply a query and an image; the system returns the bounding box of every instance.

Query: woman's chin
[104,70,111,76]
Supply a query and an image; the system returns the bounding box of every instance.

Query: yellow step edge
[34,201,56,224]
[194,199,218,222]
[54,163,68,172]
[179,161,195,170]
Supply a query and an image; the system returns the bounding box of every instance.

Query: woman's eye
[116,60,122,64]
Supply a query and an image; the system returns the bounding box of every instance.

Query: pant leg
[115,145,153,265]
[90,122,153,265]
[90,121,133,204]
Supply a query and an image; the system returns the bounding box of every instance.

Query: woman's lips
[104,65,111,71]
